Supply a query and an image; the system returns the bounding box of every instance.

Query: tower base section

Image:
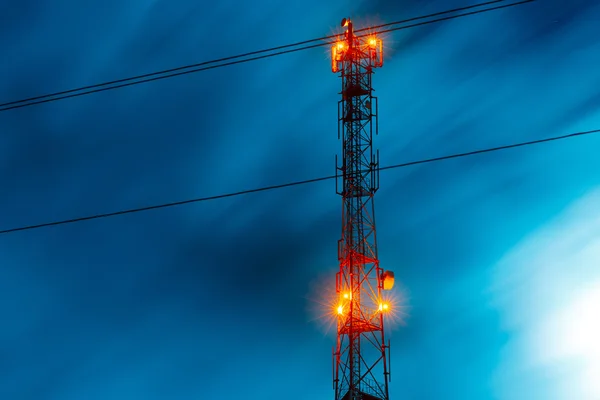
[341,391,383,400]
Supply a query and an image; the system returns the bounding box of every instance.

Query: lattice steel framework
[331,19,392,400]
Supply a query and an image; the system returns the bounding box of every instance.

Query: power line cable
[1,126,596,236]
[0,0,534,113]
[0,0,509,108]
[370,0,534,36]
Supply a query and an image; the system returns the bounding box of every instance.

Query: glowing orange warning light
[368,37,377,47]
[382,271,395,290]
[378,302,390,312]
[336,41,345,50]
[342,292,351,300]
[337,305,344,315]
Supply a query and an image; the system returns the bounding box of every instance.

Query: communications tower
[330,18,394,400]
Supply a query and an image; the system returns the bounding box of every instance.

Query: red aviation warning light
[382,271,395,291]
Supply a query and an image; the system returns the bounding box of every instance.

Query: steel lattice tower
[330,18,394,400]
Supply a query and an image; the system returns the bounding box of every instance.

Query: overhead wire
[1,127,597,235]
[0,0,535,113]
[0,0,545,236]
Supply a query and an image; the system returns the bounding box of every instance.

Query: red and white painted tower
[331,18,394,400]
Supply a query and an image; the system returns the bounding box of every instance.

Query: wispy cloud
[490,188,600,399]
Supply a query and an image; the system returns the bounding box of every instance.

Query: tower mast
[331,18,394,400]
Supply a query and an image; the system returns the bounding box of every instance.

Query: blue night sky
[1,1,600,399]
